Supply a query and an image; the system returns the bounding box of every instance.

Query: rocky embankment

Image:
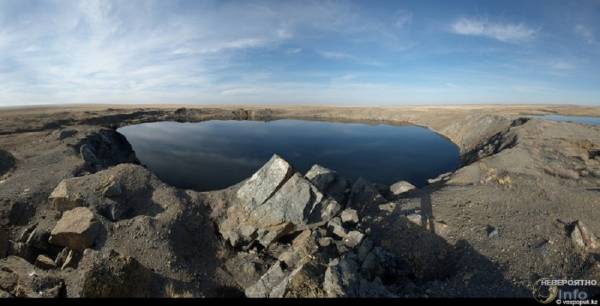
[0,105,599,297]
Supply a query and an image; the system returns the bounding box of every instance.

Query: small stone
[427,172,452,184]
[570,220,600,251]
[344,231,365,248]
[529,238,549,250]
[486,225,498,238]
[389,180,416,196]
[55,129,77,140]
[406,213,423,226]
[318,237,334,247]
[35,255,57,270]
[49,180,84,212]
[49,207,101,251]
[341,209,359,224]
[328,218,347,238]
[378,202,396,213]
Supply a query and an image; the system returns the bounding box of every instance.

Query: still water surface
[118,119,460,191]
[532,115,600,126]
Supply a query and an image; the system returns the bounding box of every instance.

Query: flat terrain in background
[1,104,599,297]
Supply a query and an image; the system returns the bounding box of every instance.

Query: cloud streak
[0,1,599,106]
[0,0,414,105]
[450,17,537,43]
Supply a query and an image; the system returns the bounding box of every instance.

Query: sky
[0,0,599,106]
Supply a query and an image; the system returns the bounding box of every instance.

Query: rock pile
[213,155,442,297]
[9,149,595,298]
[216,155,343,249]
[0,152,469,298]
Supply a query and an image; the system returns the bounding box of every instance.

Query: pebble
[486,225,498,238]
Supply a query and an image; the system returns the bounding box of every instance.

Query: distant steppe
[0,104,599,297]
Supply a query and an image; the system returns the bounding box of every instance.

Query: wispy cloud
[550,60,576,71]
[394,10,412,28]
[0,1,598,106]
[0,0,413,105]
[574,24,595,44]
[318,50,355,60]
[286,48,302,55]
[318,50,385,67]
[450,17,538,43]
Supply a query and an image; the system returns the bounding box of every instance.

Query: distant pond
[118,119,460,191]
[531,115,600,126]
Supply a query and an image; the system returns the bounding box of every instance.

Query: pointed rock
[570,220,600,252]
[237,154,294,209]
[250,173,324,228]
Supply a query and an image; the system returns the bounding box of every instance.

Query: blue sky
[0,0,599,106]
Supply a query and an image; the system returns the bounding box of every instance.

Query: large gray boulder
[47,164,166,221]
[49,207,101,251]
[218,155,341,248]
[250,173,326,227]
[305,165,349,205]
[236,154,294,209]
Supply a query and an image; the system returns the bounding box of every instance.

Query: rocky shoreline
[1,105,599,297]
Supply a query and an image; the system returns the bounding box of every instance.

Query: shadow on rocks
[79,249,199,298]
[0,149,16,176]
[166,190,224,297]
[368,189,530,297]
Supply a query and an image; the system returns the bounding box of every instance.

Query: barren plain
[0,104,599,298]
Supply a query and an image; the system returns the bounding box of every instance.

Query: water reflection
[118,119,460,191]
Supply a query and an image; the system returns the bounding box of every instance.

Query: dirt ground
[1,104,599,297]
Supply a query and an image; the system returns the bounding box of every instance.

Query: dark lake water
[532,115,600,126]
[118,119,460,191]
